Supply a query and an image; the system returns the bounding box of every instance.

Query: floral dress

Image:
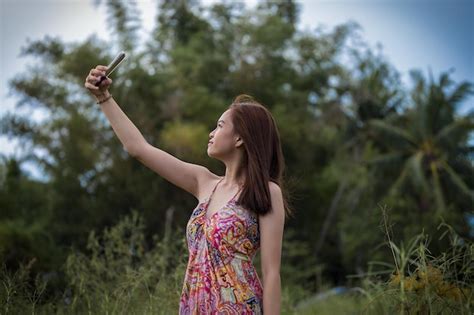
[179,177,263,314]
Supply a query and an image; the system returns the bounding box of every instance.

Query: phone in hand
[95,51,127,87]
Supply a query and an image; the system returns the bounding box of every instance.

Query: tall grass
[63,209,189,314]
[295,204,473,315]
[1,205,472,314]
[1,209,188,314]
[358,204,473,314]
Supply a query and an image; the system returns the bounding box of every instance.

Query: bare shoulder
[260,181,284,218]
[268,181,284,208]
[195,169,221,202]
[268,181,282,195]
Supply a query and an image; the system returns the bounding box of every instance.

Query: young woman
[85,65,292,314]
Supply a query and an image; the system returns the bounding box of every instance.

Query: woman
[84,65,292,314]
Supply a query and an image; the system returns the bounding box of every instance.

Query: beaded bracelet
[96,94,113,104]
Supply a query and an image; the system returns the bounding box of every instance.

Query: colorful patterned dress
[179,177,263,314]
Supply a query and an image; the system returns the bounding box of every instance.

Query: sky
[0,0,473,180]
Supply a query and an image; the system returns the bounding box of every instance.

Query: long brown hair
[228,94,294,219]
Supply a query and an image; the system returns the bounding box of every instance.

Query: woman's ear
[235,136,244,148]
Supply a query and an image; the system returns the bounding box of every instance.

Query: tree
[367,69,473,237]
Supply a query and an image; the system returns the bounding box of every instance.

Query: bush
[3,204,471,314]
[1,209,189,314]
[294,204,473,315]
[62,209,188,314]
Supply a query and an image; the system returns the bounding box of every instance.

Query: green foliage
[63,210,188,314]
[1,211,188,314]
[293,205,474,314]
[366,70,473,218]
[160,119,212,161]
[1,207,472,314]
[0,210,321,314]
[1,0,473,312]
[0,257,49,314]
[356,206,474,314]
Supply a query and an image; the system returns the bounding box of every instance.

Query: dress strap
[207,177,244,204]
[207,177,225,202]
[230,184,244,202]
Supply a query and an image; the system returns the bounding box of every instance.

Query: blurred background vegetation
[0,0,472,313]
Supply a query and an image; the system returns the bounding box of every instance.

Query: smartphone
[95,51,127,87]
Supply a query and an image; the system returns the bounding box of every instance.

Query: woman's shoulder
[268,180,281,192]
[195,171,221,202]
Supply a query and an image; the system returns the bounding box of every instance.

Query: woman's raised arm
[84,65,216,199]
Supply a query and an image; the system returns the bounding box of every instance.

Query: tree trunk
[315,179,348,257]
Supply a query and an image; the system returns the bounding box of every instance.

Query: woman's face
[208,109,240,158]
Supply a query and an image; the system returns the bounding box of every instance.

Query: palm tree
[314,48,405,257]
[366,69,473,217]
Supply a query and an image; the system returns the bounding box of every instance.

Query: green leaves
[367,70,473,217]
[448,81,473,105]
[434,118,474,151]
[95,0,141,52]
[368,119,417,150]
[159,119,209,161]
[19,35,65,63]
[2,1,473,306]
[441,161,473,199]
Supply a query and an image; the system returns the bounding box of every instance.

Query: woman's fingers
[96,65,108,71]
[84,65,111,94]
[85,76,111,87]
[90,68,105,77]
[84,82,99,90]
[87,75,98,84]
[97,78,112,88]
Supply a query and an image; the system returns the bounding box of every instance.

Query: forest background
[1,0,473,313]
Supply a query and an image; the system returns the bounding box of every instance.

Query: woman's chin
[207,148,220,159]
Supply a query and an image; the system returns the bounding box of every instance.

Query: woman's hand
[84,65,113,100]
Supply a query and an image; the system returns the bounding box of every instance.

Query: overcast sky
[1,0,473,180]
